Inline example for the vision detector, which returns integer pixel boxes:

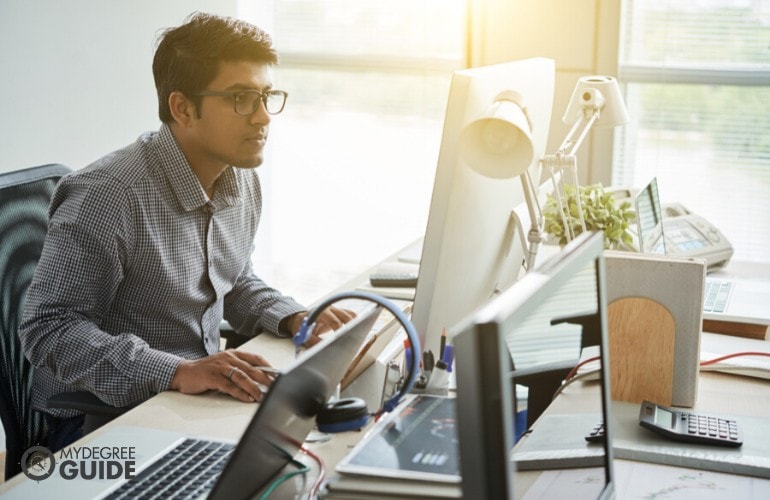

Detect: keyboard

[703,279,732,313]
[106,438,234,499]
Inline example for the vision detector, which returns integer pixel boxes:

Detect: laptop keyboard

[106,438,234,500]
[703,279,732,313]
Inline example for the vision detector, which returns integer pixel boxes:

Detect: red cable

[700,351,770,366]
[299,445,326,499]
[565,355,600,381]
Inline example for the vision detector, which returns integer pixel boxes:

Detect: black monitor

[454,232,614,499]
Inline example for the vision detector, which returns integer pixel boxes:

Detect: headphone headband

[296,290,421,416]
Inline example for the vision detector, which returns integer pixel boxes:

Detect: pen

[441,344,454,373]
[423,350,435,374]
[426,360,449,391]
[404,339,413,375]
[440,328,447,359]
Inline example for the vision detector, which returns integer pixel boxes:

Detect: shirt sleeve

[222,252,307,339]
[19,175,182,408]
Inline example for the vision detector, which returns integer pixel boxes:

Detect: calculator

[638,400,743,447]
[584,421,605,443]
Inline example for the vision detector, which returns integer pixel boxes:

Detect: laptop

[8,304,382,500]
[635,178,770,326]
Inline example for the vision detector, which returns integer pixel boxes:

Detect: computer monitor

[410,58,555,357]
[635,177,666,254]
[454,232,614,499]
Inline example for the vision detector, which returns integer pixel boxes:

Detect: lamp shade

[562,76,629,128]
[459,90,534,179]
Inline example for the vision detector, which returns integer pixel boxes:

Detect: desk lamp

[459,75,629,270]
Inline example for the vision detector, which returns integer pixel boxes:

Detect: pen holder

[411,361,450,397]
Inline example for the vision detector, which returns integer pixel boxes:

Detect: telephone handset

[661,203,734,270]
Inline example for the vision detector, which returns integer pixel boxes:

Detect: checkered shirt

[19,124,306,416]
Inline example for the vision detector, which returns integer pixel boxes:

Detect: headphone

[295,290,421,433]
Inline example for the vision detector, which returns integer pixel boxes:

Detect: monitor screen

[454,232,614,500]
[411,58,555,357]
[635,177,666,254]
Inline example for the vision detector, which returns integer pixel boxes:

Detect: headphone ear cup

[316,397,369,433]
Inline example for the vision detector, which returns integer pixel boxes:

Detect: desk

[2,245,769,498]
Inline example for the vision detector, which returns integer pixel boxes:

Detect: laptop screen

[209,304,382,499]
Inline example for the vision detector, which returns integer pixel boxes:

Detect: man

[20,12,353,451]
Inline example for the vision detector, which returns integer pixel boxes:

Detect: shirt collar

[154,124,241,212]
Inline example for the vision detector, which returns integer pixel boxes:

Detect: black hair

[152,12,279,123]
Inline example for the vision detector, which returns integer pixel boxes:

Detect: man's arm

[20,177,183,408]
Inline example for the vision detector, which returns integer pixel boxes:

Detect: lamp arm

[519,170,543,272]
[557,108,600,157]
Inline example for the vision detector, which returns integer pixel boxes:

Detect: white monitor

[411,58,555,355]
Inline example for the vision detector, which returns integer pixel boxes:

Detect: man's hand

[170,350,277,403]
[286,306,357,348]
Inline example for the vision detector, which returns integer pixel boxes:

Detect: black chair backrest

[0,163,71,479]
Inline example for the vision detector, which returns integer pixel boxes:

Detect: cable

[564,355,600,382]
[699,351,770,366]
[299,445,326,500]
[551,368,601,401]
[258,457,310,500]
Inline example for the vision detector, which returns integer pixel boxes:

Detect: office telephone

[660,203,734,270]
[613,181,734,270]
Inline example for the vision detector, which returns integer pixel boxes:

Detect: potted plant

[542,183,636,250]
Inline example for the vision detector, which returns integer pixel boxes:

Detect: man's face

[187,61,274,170]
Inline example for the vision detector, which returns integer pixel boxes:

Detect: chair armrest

[220,321,251,350]
[47,391,132,416]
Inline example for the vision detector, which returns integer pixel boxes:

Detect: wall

[469,0,622,185]
[0,0,239,173]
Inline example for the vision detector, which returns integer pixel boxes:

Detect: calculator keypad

[585,422,605,443]
[685,414,740,442]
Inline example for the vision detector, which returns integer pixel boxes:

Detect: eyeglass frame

[196,89,289,116]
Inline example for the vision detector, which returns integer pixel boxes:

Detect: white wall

[0,0,239,173]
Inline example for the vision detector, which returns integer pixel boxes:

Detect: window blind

[613,0,770,263]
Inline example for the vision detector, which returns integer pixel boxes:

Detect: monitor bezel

[453,232,614,500]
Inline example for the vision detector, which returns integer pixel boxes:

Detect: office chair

[0,164,128,480]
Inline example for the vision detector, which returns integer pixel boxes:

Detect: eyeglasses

[196,89,288,115]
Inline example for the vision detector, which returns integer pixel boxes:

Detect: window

[242,1,466,303]
[613,0,770,264]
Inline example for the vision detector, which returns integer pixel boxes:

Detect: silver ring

[227,366,237,381]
